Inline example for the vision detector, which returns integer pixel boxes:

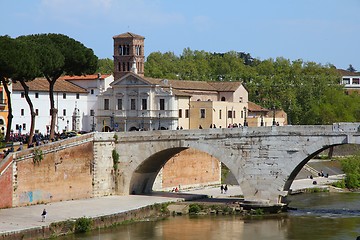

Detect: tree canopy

[97,58,113,74]
[144,49,360,125]
[17,33,98,139]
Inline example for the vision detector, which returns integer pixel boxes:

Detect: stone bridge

[95,123,360,205]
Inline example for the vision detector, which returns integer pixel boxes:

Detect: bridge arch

[109,123,360,205]
[129,147,187,194]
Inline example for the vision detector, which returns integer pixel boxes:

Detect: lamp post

[272,105,276,126]
[158,113,161,130]
[288,100,291,125]
[243,107,247,127]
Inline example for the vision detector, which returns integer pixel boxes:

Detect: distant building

[338,69,360,94]
[247,101,287,126]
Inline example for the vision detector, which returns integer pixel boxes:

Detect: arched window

[221,97,226,101]
[197,99,201,101]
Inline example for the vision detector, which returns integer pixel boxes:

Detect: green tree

[0,36,16,141]
[6,37,41,145]
[144,48,360,125]
[97,58,113,74]
[18,34,98,139]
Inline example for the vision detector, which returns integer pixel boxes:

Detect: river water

[59,192,360,240]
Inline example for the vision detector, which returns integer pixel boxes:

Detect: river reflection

[59,193,360,240]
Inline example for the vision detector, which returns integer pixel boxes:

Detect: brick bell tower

[113,32,145,80]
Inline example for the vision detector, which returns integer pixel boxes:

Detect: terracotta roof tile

[248,101,269,112]
[337,69,360,76]
[61,74,111,81]
[208,81,243,91]
[113,32,145,39]
[143,77,218,91]
[12,78,88,93]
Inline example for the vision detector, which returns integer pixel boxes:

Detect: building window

[118,45,123,55]
[22,123,26,130]
[63,109,66,116]
[117,99,122,110]
[353,78,360,84]
[104,99,110,110]
[16,124,19,130]
[21,109,24,116]
[35,109,39,116]
[221,97,226,101]
[233,111,236,118]
[21,92,24,98]
[142,99,147,110]
[185,109,189,118]
[179,109,182,118]
[159,99,165,110]
[91,89,94,94]
[90,109,95,116]
[76,93,80,99]
[200,109,206,118]
[35,92,39,98]
[219,110,222,119]
[343,78,350,84]
[228,111,233,118]
[131,99,136,110]
[239,97,243,103]
[241,111,244,118]
[63,93,66,99]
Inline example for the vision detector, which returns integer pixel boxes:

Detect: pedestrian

[41,209,47,222]
[220,185,224,194]
[224,184,228,194]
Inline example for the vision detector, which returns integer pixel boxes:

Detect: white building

[96,32,250,132]
[11,74,113,135]
[62,74,113,131]
[339,69,360,94]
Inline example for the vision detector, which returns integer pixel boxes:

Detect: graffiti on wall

[19,190,52,204]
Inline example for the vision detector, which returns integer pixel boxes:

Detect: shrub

[112,149,119,170]
[188,204,201,214]
[75,217,92,233]
[332,179,346,188]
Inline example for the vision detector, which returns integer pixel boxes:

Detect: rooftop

[113,32,145,39]
[61,74,111,81]
[12,78,88,93]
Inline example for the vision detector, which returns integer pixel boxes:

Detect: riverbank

[0,180,341,240]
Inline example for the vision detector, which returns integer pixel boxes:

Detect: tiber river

[59,192,360,240]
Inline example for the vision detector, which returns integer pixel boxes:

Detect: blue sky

[1,0,359,70]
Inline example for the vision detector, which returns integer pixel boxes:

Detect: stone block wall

[12,142,94,207]
[0,156,13,208]
[154,148,221,191]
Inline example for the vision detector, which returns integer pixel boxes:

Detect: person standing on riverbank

[41,209,47,222]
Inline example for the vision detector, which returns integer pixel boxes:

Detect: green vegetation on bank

[333,154,360,189]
